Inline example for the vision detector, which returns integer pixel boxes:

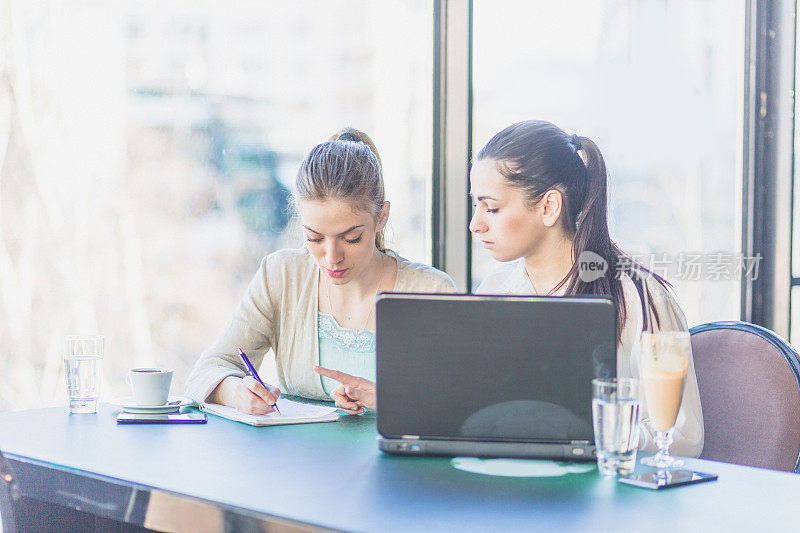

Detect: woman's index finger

[313,365,356,385]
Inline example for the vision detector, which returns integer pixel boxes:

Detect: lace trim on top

[317,313,376,353]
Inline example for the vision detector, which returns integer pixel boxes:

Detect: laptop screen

[376,294,616,443]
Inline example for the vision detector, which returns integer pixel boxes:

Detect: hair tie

[571,134,582,151]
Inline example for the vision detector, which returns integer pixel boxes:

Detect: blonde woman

[185,128,455,414]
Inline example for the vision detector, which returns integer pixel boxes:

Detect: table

[0,404,798,532]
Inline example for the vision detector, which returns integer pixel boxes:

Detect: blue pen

[237,348,281,415]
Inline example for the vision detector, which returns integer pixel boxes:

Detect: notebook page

[201,398,338,426]
[271,398,338,419]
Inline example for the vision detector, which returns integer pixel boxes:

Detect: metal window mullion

[432,0,471,292]
[741,0,756,323]
[743,0,795,337]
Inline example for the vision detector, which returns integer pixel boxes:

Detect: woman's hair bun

[337,131,361,143]
[328,127,383,172]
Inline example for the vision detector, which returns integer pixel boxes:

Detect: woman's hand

[313,366,376,414]
[209,375,280,415]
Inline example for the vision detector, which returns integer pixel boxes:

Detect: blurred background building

[0,0,432,409]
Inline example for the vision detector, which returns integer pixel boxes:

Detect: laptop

[376,293,616,460]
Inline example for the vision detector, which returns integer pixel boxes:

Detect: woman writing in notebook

[185,128,455,415]
[322,120,704,458]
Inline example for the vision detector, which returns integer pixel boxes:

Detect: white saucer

[117,396,194,414]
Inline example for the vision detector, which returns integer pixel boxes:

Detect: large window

[2,0,791,412]
[0,0,433,410]
[471,0,746,328]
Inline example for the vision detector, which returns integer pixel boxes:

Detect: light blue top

[317,312,376,395]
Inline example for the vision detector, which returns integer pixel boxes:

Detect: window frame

[433,0,795,336]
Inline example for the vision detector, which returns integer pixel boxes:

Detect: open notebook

[199,398,339,426]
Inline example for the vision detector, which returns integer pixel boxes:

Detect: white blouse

[476,259,704,458]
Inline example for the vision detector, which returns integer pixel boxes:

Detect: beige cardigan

[185,248,456,403]
[476,259,704,458]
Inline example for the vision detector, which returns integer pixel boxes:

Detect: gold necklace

[324,253,386,331]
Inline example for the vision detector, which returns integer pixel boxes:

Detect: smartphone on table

[619,469,717,490]
[116,413,207,424]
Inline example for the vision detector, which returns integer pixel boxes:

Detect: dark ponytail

[477,120,667,340]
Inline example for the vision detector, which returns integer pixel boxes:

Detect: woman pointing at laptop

[321,120,703,459]
[185,128,455,415]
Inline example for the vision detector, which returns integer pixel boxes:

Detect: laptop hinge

[400,435,420,440]
[570,440,590,445]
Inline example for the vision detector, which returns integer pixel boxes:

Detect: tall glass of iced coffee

[639,330,691,468]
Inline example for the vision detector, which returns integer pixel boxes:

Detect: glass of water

[63,335,104,414]
[592,378,640,476]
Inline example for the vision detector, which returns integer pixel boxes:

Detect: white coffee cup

[128,368,174,406]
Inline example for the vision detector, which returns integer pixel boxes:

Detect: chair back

[690,321,800,472]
